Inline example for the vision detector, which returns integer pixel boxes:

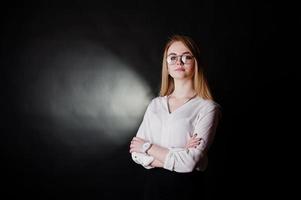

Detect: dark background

[1,1,295,199]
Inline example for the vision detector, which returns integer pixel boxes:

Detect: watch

[142,142,152,154]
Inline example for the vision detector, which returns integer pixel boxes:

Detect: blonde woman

[130,35,221,199]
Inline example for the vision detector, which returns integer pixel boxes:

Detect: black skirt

[143,168,205,200]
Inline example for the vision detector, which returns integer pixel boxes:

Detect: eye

[170,56,177,61]
[167,55,177,64]
[184,55,193,60]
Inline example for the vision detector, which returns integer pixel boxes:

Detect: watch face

[143,142,149,149]
[143,142,150,152]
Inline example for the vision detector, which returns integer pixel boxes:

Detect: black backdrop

[1,1,294,200]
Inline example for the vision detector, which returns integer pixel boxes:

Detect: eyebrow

[167,51,191,56]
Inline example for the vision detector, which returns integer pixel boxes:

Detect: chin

[169,72,193,80]
[172,75,189,80]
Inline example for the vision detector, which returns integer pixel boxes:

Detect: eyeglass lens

[167,54,193,64]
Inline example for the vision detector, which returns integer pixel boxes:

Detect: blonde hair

[159,35,213,100]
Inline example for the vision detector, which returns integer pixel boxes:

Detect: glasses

[166,54,194,65]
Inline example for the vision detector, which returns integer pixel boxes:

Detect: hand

[150,159,164,168]
[185,133,201,149]
[129,137,146,153]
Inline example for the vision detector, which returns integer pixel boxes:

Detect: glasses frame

[166,54,194,65]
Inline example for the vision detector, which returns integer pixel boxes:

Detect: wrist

[146,144,152,154]
[142,142,152,154]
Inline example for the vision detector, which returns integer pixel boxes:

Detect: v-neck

[165,94,197,115]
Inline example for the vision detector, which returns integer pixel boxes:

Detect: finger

[133,137,144,142]
[187,143,199,148]
[186,140,198,147]
[189,134,199,141]
[187,133,195,140]
[187,139,200,145]
[131,140,141,146]
[187,144,198,148]
[187,140,200,146]
[134,147,142,153]
[130,148,137,153]
[192,138,201,143]
[129,147,138,153]
[130,143,140,149]
[129,146,135,153]
[135,137,144,141]
[194,141,202,148]
[191,137,201,141]
[186,143,199,149]
[188,136,197,141]
[188,141,201,147]
[189,141,200,145]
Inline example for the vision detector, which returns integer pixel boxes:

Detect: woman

[129,35,221,200]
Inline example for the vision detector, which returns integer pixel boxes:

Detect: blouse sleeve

[131,100,155,169]
[163,103,221,173]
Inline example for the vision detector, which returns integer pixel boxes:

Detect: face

[166,41,195,80]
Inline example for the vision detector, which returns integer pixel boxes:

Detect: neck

[172,79,195,98]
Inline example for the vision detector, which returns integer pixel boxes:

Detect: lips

[175,68,185,71]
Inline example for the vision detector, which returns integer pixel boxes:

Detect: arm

[131,134,202,168]
[131,152,154,169]
[146,133,202,163]
[130,100,155,169]
[163,105,221,172]
[130,100,220,171]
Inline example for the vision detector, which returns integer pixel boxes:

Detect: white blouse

[131,95,220,173]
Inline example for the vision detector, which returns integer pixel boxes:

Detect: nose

[176,56,184,65]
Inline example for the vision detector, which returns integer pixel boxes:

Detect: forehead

[167,41,191,54]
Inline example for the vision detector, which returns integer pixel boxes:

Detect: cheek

[186,66,195,75]
[167,66,174,75]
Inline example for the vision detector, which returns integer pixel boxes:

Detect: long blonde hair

[159,35,213,100]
